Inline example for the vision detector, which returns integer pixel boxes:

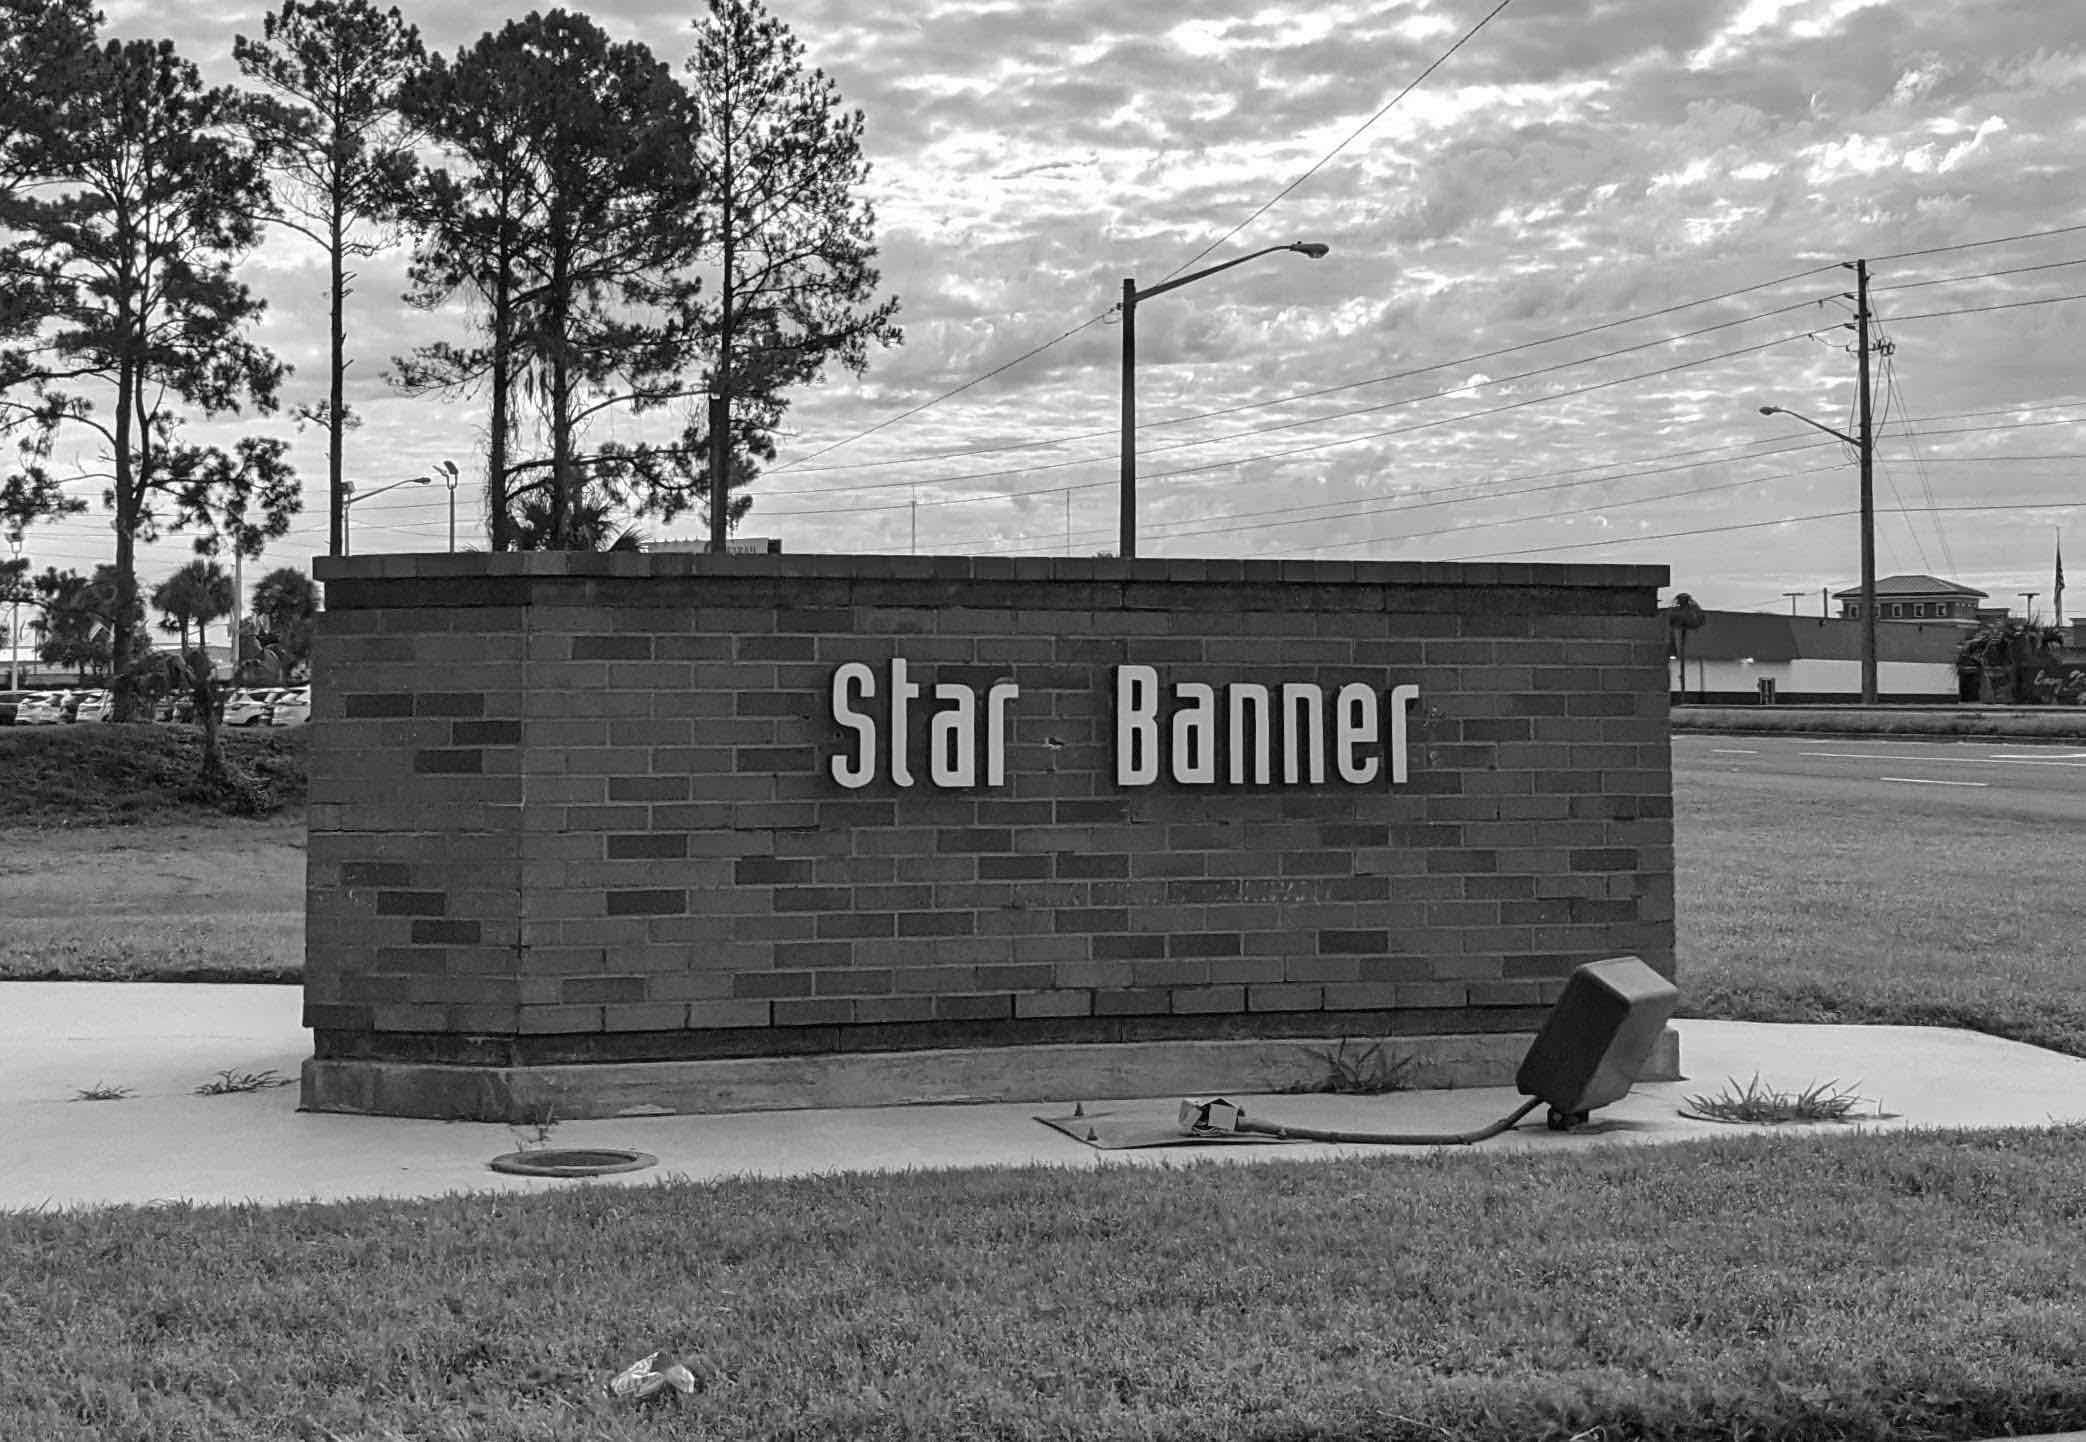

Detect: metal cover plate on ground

[488,1148,659,1177]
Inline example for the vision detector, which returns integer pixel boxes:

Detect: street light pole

[439,461,460,553]
[1761,401,1876,702]
[6,530,20,689]
[342,474,435,557]
[1118,241,1330,559]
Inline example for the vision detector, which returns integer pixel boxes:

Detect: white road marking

[1800,750,1939,761]
[1792,748,2086,769]
[1709,748,1758,755]
[1879,776,1988,787]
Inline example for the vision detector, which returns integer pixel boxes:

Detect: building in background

[646,537,783,555]
[1670,611,1963,704]
[1832,574,1987,624]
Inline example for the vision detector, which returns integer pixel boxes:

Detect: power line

[1887,290,2086,322]
[773,261,1846,483]
[768,300,1839,510]
[1872,255,2086,292]
[1870,222,2086,262]
[1163,0,1517,280]
[765,308,1116,474]
[930,435,1843,553]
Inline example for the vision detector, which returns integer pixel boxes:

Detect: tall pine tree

[236,0,426,558]
[675,0,900,540]
[5,36,296,719]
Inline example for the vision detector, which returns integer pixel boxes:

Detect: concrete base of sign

[301,1027,1683,1123]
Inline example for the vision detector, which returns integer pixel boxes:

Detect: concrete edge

[301,1027,1683,1122]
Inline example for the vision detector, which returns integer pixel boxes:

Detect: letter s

[831,662,876,788]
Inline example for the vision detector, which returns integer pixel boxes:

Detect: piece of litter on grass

[607,1351,698,1402]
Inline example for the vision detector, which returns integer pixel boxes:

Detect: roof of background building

[1679,611,1966,663]
[1829,573,1989,600]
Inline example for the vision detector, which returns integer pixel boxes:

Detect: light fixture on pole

[438,461,460,552]
[6,529,21,689]
[1119,241,1330,559]
[341,473,435,557]
[1759,403,1875,703]
[2019,592,2038,619]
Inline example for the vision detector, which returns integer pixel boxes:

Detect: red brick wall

[305,553,1673,1067]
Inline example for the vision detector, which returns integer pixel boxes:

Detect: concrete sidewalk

[7,982,2086,1211]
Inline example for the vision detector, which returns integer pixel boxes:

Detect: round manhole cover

[488,1148,658,1178]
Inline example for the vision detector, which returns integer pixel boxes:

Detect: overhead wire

[759,296,1839,508]
[772,262,1847,486]
[937,433,1843,555]
[1870,221,2086,263]
[1162,0,1516,280]
[769,2,1523,473]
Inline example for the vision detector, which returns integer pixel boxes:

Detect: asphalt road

[1675,731,2086,822]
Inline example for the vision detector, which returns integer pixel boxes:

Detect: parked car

[221,688,281,727]
[59,690,89,722]
[74,689,113,723]
[267,687,311,727]
[14,692,67,725]
[0,690,31,725]
[154,693,198,724]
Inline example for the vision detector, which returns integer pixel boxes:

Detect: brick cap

[313,550,1669,590]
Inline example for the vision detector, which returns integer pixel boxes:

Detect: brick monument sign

[302,553,1675,1120]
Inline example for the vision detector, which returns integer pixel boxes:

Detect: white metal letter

[985,681,1018,787]
[1281,683,1325,784]
[830,662,876,789]
[1335,682,1380,784]
[889,657,919,788]
[1387,683,1419,784]
[1227,683,1271,784]
[1171,683,1217,785]
[1115,665,1160,786]
[928,684,977,787]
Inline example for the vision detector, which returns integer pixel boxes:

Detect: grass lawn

[0,727,306,982]
[0,723,306,826]
[6,1130,2086,1441]
[1673,761,2086,1058]
[5,730,2086,1437]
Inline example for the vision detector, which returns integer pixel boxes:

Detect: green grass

[1680,1073,1884,1125]
[7,732,2086,1436]
[5,1131,2085,1441]
[0,817,304,983]
[1674,706,2086,739]
[0,723,307,826]
[1673,763,2086,1058]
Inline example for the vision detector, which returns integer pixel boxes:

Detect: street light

[1120,241,1330,558]
[6,529,21,689]
[341,474,434,557]
[1759,402,1875,703]
[436,460,461,552]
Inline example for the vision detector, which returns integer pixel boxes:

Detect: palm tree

[1955,615,2064,704]
[151,560,235,658]
[507,483,646,552]
[247,566,319,683]
[1665,592,1707,704]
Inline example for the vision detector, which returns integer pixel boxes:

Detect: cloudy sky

[26,0,2086,618]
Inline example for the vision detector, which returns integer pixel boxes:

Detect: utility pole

[1759,258,1881,701]
[230,546,244,688]
[1783,591,1803,616]
[1853,258,1877,706]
